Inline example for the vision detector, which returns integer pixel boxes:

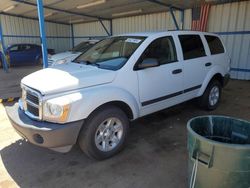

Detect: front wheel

[78,105,129,160]
[199,80,222,110]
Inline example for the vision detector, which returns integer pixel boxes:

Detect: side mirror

[137,58,159,70]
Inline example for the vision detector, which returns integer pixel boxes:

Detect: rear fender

[197,65,225,97]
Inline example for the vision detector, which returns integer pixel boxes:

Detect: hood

[21,63,116,95]
[49,51,81,62]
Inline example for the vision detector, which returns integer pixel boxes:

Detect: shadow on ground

[1,104,193,188]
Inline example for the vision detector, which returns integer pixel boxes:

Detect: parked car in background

[0,43,55,67]
[7,31,230,160]
[48,40,99,66]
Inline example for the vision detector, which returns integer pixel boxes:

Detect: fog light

[33,134,44,144]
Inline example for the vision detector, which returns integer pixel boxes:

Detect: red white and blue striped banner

[192,4,211,31]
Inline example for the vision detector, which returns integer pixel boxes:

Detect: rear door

[204,35,228,71]
[136,35,184,116]
[20,45,38,65]
[178,34,210,100]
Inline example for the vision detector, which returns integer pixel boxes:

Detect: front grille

[26,92,39,105]
[22,87,41,120]
[27,103,39,117]
[48,59,54,65]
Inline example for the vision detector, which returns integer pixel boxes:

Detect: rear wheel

[199,80,222,110]
[78,105,129,160]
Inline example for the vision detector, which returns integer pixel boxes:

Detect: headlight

[55,59,67,65]
[43,98,70,123]
[47,103,63,116]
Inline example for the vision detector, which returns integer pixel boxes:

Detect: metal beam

[0,19,8,72]
[36,0,48,68]
[110,20,113,36]
[71,24,74,48]
[147,0,183,11]
[99,19,111,36]
[13,0,110,21]
[1,12,70,25]
[169,7,179,30]
[181,10,184,30]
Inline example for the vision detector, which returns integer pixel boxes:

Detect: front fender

[197,65,226,97]
[64,86,140,122]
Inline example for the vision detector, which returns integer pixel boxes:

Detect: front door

[136,36,184,116]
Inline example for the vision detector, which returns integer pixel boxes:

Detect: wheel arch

[90,101,134,120]
[198,67,225,97]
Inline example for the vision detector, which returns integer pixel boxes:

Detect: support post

[110,20,113,36]
[71,24,74,48]
[36,0,48,68]
[0,18,8,72]
[170,7,179,30]
[99,19,111,36]
[181,10,185,30]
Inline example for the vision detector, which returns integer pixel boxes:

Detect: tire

[38,57,43,65]
[78,105,129,160]
[199,80,222,111]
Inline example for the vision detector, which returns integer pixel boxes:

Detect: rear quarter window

[179,35,206,60]
[205,35,225,55]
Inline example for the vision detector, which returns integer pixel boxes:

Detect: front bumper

[6,103,84,151]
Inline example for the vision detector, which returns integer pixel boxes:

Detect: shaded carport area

[0,0,250,187]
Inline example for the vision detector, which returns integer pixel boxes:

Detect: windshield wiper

[76,60,100,67]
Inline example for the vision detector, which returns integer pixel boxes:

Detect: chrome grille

[22,87,42,120]
[26,92,39,105]
[48,59,54,66]
[27,103,39,116]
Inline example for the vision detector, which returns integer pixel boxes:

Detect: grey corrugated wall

[0,15,71,53]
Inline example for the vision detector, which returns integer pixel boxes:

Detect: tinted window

[139,36,177,65]
[22,45,32,51]
[179,35,206,60]
[71,42,95,52]
[9,45,19,52]
[205,35,224,55]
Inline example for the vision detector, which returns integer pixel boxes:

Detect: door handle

[172,69,182,74]
[205,62,212,67]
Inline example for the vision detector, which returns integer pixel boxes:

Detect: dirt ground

[0,80,249,188]
[0,66,41,99]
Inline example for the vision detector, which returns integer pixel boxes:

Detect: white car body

[8,30,230,153]
[25,30,230,121]
[48,40,99,66]
[48,51,81,66]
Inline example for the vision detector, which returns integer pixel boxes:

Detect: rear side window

[205,35,225,55]
[179,35,206,60]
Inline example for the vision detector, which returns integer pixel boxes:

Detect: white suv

[7,31,230,160]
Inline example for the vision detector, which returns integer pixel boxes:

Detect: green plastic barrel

[187,116,250,188]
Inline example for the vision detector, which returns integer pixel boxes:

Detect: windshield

[74,36,146,70]
[71,42,96,53]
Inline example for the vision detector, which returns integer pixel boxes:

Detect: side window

[140,36,177,65]
[205,35,225,55]
[22,45,32,51]
[9,45,19,52]
[179,35,206,60]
